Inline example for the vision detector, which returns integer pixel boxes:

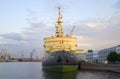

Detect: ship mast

[55,6,64,37]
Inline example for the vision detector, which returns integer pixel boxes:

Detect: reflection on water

[76,70,120,79]
[43,70,120,79]
[43,71,77,79]
[0,62,120,79]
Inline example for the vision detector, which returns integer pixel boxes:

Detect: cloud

[76,35,91,49]
[0,20,54,57]
[68,13,120,50]
[24,22,47,33]
[87,21,106,30]
[107,15,120,25]
[0,10,120,56]
[1,33,27,41]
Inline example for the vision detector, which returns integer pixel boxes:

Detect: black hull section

[42,51,78,66]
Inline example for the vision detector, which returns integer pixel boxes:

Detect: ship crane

[69,25,75,36]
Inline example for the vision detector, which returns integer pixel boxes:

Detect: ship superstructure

[42,6,78,72]
[44,6,77,53]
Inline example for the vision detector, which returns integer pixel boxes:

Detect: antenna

[55,6,64,37]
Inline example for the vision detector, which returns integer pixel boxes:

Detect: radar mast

[55,6,64,37]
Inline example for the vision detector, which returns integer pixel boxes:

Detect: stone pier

[79,61,120,73]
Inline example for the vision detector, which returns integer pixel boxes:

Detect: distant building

[75,49,86,55]
[75,49,86,61]
[0,58,4,62]
[78,54,86,60]
[116,45,120,54]
[98,45,120,63]
[21,58,35,62]
[93,51,99,63]
[86,50,93,62]
[85,50,99,63]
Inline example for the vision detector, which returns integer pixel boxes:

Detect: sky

[0,0,120,57]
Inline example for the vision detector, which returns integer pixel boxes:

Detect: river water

[0,62,120,79]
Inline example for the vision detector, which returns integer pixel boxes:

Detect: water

[0,62,120,79]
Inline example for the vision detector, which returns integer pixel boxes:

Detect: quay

[79,61,120,73]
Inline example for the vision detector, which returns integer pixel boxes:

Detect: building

[75,49,86,61]
[116,45,120,54]
[93,51,99,63]
[98,45,120,63]
[0,58,4,62]
[86,50,93,62]
[75,49,86,55]
[21,58,35,62]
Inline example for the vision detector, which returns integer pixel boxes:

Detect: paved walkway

[80,62,120,73]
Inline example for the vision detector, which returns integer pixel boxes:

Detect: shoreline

[80,61,120,73]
